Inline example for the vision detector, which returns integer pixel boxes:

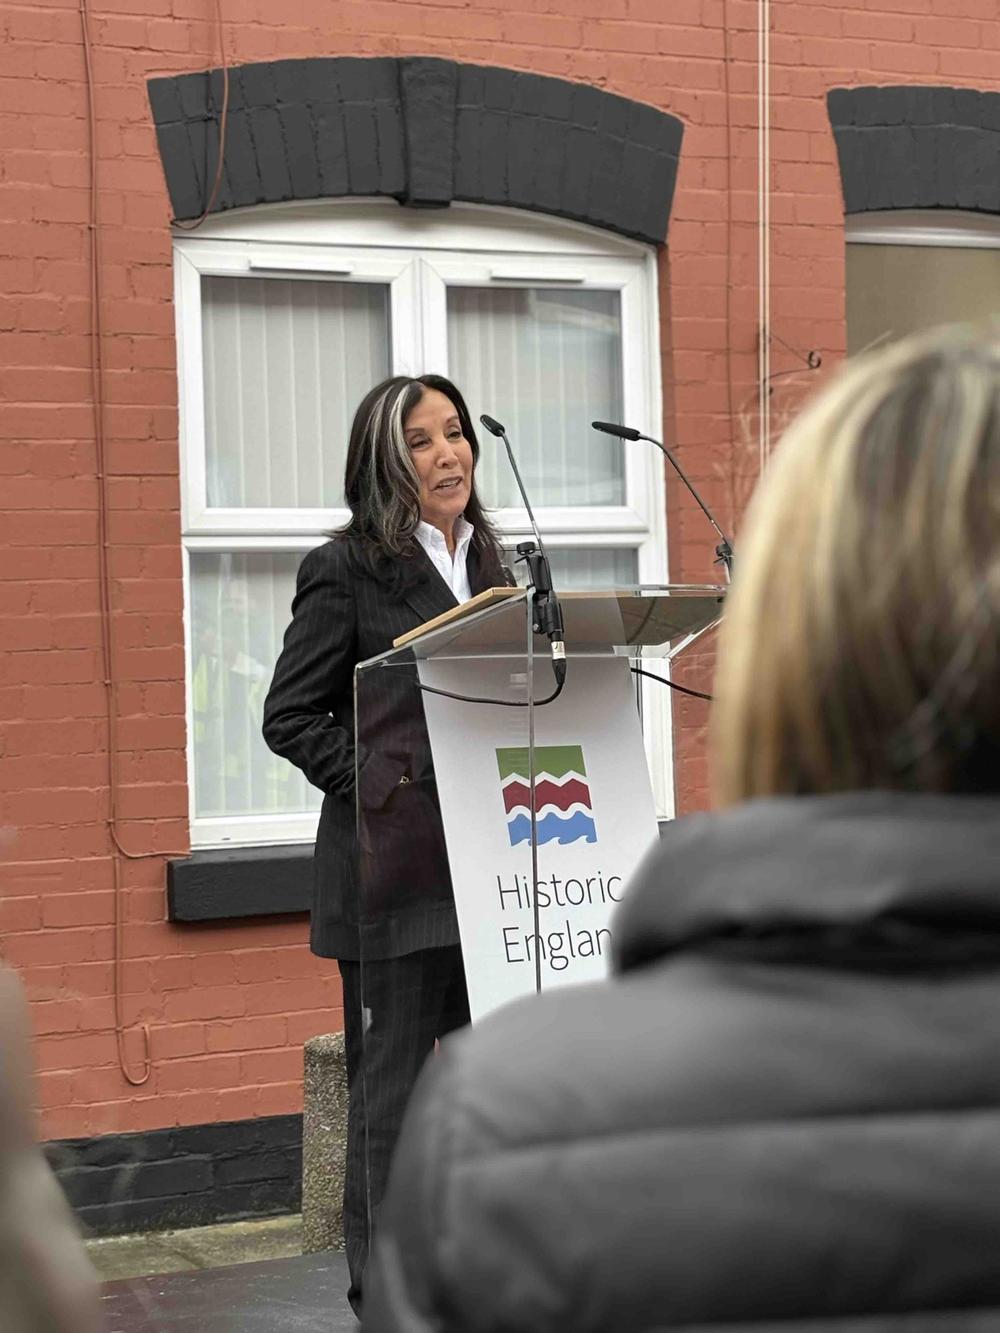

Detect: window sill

[167,822,674,924]
[167,843,313,922]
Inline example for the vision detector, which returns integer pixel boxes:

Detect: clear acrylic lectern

[350,583,723,1267]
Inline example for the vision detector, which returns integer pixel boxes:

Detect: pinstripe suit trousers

[340,946,470,1314]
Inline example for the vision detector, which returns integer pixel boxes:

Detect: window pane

[508,547,638,589]
[448,288,625,508]
[847,243,1000,355]
[202,276,390,508]
[189,551,322,821]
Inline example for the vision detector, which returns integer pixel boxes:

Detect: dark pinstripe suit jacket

[263,535,503,960]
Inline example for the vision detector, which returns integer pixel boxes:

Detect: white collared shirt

[416,517,474,604]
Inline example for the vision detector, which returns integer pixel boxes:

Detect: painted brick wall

[2,0,998,1143]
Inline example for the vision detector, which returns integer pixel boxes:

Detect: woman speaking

[262,374,508,1314]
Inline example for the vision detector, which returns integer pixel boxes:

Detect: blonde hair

[712,324,1000,806]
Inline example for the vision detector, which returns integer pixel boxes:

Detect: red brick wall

[1,0,997,1141]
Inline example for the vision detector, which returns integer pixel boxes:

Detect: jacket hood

[615,791,1000,975]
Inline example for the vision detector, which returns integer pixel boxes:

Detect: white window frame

[174,198,670,848]
[846,206,1000,349]
[846,208,1000,250]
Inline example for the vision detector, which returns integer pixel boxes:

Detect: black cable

[631,666,712,701]
[418,665,707,706]
[415,675,565,708]
[416,662,707,704]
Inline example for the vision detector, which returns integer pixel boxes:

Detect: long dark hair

[337,373,505,585]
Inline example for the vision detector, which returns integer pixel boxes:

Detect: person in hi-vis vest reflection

[262,374,510,1315]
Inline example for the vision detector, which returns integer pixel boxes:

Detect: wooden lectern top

[392,587,521,647]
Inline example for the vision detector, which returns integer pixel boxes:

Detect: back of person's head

[712,324,1000,806]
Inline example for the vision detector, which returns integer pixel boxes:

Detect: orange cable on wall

[79,0,230,1085]
[172,0,231,232]
[80,0,152,1087]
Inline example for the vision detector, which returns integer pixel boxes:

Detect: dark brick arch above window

[828,85,1000,216]
[147,57,684,245]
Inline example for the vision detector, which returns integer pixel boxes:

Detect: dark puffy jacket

[364,792,1000,1332]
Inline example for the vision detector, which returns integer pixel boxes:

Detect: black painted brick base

[44,1114,302,1237]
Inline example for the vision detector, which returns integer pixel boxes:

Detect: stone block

[400,57,457,206]
[302,1032,348,1253]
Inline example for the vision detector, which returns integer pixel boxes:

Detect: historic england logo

[496,745,597,847]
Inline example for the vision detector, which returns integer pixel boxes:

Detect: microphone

[591,420,641,442]
[479,414,566,685]
[592,420,733,581]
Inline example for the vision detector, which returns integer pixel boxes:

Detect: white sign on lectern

[419,654,660,1024]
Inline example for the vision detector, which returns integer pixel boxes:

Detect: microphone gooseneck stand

[592,420,733,583]
[481,414,569,994]
[413,416,567,711]
[414,414,567,994]
[592,420,727,703]
[479,414,566,689]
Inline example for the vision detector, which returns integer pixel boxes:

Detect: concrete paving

[86,1214,306,1282]
[101,1251,355,1332]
